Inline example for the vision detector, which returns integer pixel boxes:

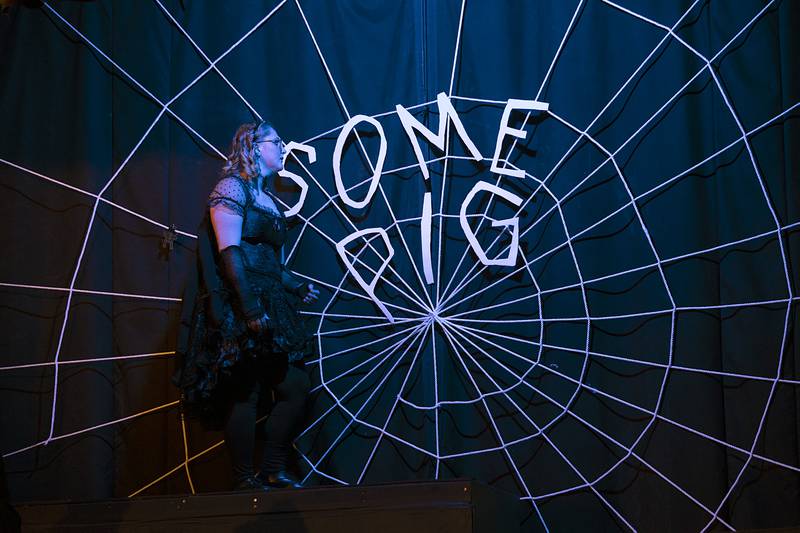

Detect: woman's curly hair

[221,121,274,182]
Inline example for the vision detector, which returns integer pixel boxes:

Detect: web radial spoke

[440,322,639,532]
[438,96,800,312]
[443,314,740,531]
[304,325,431,482]
[438,0,586,305]
[441,0,776,309]
[4,401,180,459]
[313,322,426,396]
[294,0,435,312]
[278,145,432,313]
[436,322,550,530]
[356,321,433,483]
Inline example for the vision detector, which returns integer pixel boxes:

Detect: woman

[174,120,319,491]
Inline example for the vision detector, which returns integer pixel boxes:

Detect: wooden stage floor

[15,478,523,532]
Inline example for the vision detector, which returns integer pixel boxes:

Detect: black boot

[233,475,271,492]
[259,470,303,489]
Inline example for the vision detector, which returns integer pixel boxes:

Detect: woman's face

[256,127,285,175]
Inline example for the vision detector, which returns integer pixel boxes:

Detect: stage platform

[15,478,522,532]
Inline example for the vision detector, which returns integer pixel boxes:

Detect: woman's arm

[210,206,269,331]
[210,207,243,251]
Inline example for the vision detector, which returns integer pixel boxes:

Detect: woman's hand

[246,312,270,333]
[300,283,320,304]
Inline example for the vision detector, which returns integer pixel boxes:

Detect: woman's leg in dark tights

[259,363,311,473]
[224,382,260,484]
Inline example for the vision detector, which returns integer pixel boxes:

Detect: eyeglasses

[257,138,283,146]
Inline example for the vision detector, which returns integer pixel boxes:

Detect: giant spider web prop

[1,1,799,531]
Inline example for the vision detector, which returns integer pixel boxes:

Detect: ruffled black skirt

[173,270,314,428]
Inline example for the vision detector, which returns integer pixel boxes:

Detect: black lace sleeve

[208,176,249,216]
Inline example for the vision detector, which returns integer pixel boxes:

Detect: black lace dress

[173,176,314,425]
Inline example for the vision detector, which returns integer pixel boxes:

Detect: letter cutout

[395,92,483,180]
[490,99,549,179]
[279,141,315,217]
[336,228,396,323]
[396,92,482,284]
[421,191,433,284]
[459,181,523,267]
[333,115,387,209]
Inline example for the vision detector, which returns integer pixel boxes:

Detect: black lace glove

[219,245,264,321]
[281,265,307,297]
